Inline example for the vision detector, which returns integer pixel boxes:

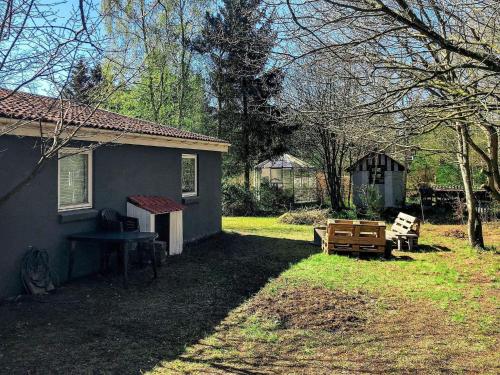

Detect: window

[369,166,385,184]
[182,154,197,197]
[58,148,92,211]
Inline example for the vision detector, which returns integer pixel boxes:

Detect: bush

[279,208,330,226]
[356,184,384,220]
[333,208,358,220]
[279,207,359,226]
[222,182,257,216]
[258,181,293,215]
[222,181,294,217]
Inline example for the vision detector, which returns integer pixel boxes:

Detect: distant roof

[0,88,228,145]
[255,153,314,169]
[128,195,184,214]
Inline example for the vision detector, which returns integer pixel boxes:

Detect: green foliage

[106,70,208,133]
[101,0,213,134]
[435,162,462,186]
[332,208,358,220]
[356,185,383,220]
[409,145,488,189]
[196,0,295,182]
[62,59,104,104]
[222,182,257,216]
[407,153,435,188]
[222,181,295,216]
[257,182,293,215]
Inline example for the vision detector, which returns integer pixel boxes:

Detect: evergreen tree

[63,59,103,104]
[196,0,294,190]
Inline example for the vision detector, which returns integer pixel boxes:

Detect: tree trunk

[242,79,251,192]
[177,0,188,129]
[456,124,485,249]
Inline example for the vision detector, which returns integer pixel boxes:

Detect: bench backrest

[326,222,386,246]
[329,219,385,226]
[391,212,420,235]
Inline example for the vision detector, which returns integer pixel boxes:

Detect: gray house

[0,89,229,298]
[347,152,406,208]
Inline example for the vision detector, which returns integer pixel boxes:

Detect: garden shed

[254,153,317,204]
[347,152,406,208]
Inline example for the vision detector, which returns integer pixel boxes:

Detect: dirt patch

[247,286,374,332]
[443,228,467,239]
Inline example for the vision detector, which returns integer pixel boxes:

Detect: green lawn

[0,217,498,374]
[152,217,499,374]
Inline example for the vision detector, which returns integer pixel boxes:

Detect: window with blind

[182,154,197,197]
[58,149,92,211]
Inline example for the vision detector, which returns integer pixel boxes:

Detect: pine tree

[63,59,103,104]
[196,0,294,191]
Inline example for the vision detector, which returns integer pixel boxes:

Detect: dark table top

[68,231,158,243]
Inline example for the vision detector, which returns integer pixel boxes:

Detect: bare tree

[102,0,209,128]
[0,0,141,207]
[284,59,373,210]
[273,0,499,247]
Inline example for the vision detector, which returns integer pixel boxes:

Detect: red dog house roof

[128,195,184,214]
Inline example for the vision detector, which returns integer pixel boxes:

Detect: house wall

[0,135,222,298]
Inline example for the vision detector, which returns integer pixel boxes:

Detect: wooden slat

[324,221,386,254]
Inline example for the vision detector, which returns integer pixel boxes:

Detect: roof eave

[0,117,230,153]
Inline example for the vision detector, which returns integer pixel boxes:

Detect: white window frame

[182,153,198,198]
[58,147,93,212]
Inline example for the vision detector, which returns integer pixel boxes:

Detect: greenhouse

[253,153,317,204]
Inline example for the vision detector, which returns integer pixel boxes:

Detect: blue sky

[1,0,102,96]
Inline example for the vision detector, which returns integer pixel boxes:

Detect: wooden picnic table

[67,231,158,288]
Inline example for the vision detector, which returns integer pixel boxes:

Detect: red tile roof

[128,195,184,214]
[0,88,228,144]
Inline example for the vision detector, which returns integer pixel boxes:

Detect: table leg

[408,238,414,251]
[99,243,108,275]
[68,240,76,281]
[150,240,157,279]
[397,237,403,251]
[123,243,129,288]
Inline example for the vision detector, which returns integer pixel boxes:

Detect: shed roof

[255,153,314,169]
[128,195,184,214]
[346,152,405,172]
[0,88,228,145]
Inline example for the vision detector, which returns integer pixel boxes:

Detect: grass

[154,218,500,374]
[223,216,311,240]
[0,217,498,374]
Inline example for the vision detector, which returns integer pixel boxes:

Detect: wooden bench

[322,219,386,255]
[386,212,420,251]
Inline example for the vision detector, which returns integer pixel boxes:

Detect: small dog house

[127,195,184,255]
[347,153,406,208]
[254,153,317,203]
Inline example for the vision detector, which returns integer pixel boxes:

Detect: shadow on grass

[412,244,451,253]
[324,251,416,262]
[0,232,317,374]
